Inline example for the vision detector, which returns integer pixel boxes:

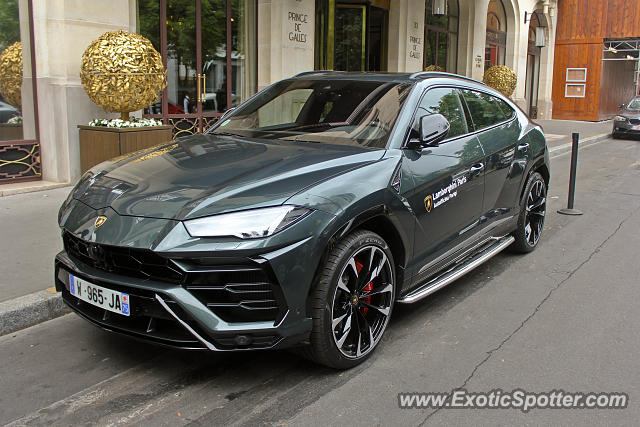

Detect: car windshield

[210,79,413,148]
[626,98,640,110]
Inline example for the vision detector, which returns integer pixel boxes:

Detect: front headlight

[183,205,311,239]
[614,115,627,121]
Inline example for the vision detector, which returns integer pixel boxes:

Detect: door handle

[469,163,485,175]
[517,142,530,152]
[197,73,202,105]
[201,73,206,103]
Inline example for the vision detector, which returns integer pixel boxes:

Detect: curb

[548,132,611,156]
[0,290,70,336]
[0,182,70,197]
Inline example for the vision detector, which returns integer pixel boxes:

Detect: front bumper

[613,120,640,135]
[55,221,333,351]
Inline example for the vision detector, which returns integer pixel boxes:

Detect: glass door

[315,0,388,72]
[139,0,256,137]
[334,5,366,71]
[0,0,41,183]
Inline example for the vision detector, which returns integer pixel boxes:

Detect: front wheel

[304,230,395,369]
[511,172,547,253]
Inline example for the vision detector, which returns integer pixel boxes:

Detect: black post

[558,132,583,215]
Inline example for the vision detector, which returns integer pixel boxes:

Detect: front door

[140,0,256,137]
[401,87,485,287]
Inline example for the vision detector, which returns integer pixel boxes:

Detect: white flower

[88,117,163,128]
[7,116,23,125]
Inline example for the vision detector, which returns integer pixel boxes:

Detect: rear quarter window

[460,90,514,131]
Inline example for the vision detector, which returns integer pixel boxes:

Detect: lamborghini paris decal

[425,176,467,212]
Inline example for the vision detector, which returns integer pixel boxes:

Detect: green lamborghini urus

[56,72,550,368]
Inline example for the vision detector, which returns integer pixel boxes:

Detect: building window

[138,0,257,137]
[0,0,41,182]
[424,0,458,72]
[485,0,506,70]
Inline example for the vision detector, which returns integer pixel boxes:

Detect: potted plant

[77,30,171,173]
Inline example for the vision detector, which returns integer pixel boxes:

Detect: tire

[511,171,547,253]
[303,230,395,369]
[612,131,621,139]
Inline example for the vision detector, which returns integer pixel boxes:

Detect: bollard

[557,132,583,215]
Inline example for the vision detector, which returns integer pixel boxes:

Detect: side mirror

[419,114,450,147]
[620,104,626,109]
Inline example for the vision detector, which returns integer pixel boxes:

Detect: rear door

[401,87,485,285]
[459,90,525,221]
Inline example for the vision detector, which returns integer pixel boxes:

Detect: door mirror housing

[417,113,450,147]
[620,104,627,109]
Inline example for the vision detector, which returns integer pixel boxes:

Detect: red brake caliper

[354,260,373,316]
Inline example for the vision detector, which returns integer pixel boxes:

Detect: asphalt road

[2,136,639,426]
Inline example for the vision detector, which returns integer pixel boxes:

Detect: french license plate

[632,125,640,130]
[69,274,130,316]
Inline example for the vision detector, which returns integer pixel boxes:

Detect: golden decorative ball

[483,65,517,97]
[0,42,23,109]
[80,30,166,117]
[424,65,445,72]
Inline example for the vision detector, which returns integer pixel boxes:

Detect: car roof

[291,70,485,86]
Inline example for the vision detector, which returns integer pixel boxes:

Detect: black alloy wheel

[512,172,546,253]
[304,230,395,369]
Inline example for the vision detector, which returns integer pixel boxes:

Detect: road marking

[545,133,566,142]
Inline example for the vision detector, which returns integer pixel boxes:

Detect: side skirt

[397,235,515,304]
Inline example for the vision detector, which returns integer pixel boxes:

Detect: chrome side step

[398,235,515,304]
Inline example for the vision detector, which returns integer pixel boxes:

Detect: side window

[414,87,468,139]
[497,98,515,119]
[460,90,513,131]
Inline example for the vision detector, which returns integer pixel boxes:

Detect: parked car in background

[613,96,640,138]
[56,72,550,368]
[0,100,20,123]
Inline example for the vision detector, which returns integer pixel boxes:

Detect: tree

[0,0,20,52]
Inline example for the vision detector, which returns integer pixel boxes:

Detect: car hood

[71,133,384,220]
[621,109,640,119]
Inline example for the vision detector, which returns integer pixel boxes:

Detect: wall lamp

[432,0,447,16]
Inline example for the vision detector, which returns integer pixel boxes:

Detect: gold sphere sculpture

[424,64,445,72]
[80,30,166,120]
[0,42,23,109]
[483,65,517,97]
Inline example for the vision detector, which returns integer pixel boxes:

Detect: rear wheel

[305,230,395,369]
[512,172,546,253]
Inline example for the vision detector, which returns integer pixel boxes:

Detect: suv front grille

[180,262,286,323]
[629,118,640,125]
[63,232,183,283]
[62,233,287,323]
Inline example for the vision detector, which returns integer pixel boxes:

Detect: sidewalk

[536,119,612,149]
[0,119,615,335]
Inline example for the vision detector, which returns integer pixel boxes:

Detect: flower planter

[77,124,173,173]
[0,123,24,141]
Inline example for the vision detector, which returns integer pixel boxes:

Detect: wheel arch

[304,207,408,317]
[519,156,550,205]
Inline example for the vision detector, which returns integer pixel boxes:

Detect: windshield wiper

[213,131,242,137]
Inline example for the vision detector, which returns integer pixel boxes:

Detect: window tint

[460,90,514,131]
[414,87,468,139]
